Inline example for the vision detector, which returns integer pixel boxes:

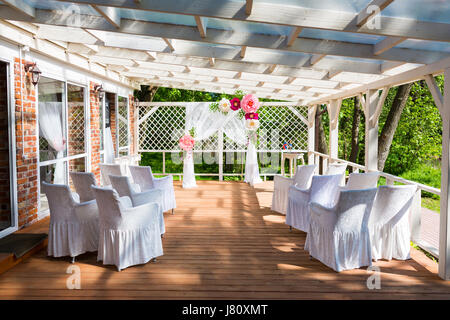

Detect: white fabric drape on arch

[39,102,66,184]
[182,102,261,188]
[104,127,115,164]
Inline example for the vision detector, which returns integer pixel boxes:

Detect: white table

[281,152,305,177]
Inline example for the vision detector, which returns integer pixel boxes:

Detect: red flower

[245,112,259,120]
[230,97,241,111]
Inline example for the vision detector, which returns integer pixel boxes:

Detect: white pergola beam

[52,0,450,43]
[6,10,448,65]
[424,74,444,114]
[194,16,207,38]
[356,0,395,27]
[374,36,406,55]
[0,0,35,18]
[91,5,121,29]
[287,27,302,47]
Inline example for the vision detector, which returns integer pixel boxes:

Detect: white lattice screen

[138,102,308,153]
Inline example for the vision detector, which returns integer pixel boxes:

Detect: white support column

[218,128,224,181]
[365,89,379,172]
[307,105,316,165]
[328,99,341,162]
[439,67,450,280]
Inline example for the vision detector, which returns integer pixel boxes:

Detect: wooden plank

[0,181,447,298]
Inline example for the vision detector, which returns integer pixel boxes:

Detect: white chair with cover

[99,163,140,192]
[271,164,316,215]
[109,175,165,236]
[343,172,379,190]
[325,163,348,175]
[92,185,163,271]
[306,187,378,272]
[368,185,417,261]
[70,172,97,202]
[42,181,99,262]
[129,165,176,214]
[286,174,343,232]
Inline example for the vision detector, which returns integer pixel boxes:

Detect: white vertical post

[218,128,223,181]
[365,90,379,172]
[439,67,450,280]
[410,188,422,244]
[307,105,316,165]
[162,151,166,174]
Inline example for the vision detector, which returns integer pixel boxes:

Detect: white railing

[309,150,440,258]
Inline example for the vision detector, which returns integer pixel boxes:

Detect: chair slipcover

[129,165,177,212]
[325,163,348,175]
[343,172,379,190]
[99,163,141,192]
[286,174,343,232]
[70,172,97,202]
[92,186,163,271]
[42,181,99,258]
[306,188,378,272]
[109,175,165,236]
[368,185,417,261]
[271,164,316,215]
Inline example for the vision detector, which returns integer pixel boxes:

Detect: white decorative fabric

[369,185,417,261]
[109,174,165,235]
[325,163,347,185]
[286,174,342,232]
[343,172,379,190]
[306,188,378,272]
[271,164,316,215]
[244,141,262,186]
[92,186,163,271]
[104,127,115,164]
[99,163,140,192]
[70,172,97,202]
[43,181,99,258]
[38,102,66,184]
[129,165,176,212]
[183,102,261,188]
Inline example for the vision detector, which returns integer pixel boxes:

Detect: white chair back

[309,174,343,208]
[345,172,379,190]
[70,172,97,202]
[325,163,347,175]
[369,185,417,227]
[100,163,122,186]
[293,164,316,189]
[91,185,124,227]
[109,175,134,198]
[42,182,76,223]
[129,165,154,190]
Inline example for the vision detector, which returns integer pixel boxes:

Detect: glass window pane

[68,84,85,156]
[38,77,67,162]
[118,96,128,148]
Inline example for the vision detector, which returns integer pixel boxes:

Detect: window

[117,96,129,156]
[38,78,87,213]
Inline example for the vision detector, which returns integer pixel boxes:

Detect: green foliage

[400,164,441,199]
[380,77,443,175]
[209,101,219,113]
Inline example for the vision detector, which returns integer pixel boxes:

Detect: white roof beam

[7,10,446,65]
[287,27,302,47]
[1,0,34,19]
[194,16,207,38]
[357,0,395,27]
[51,0,450,42]
[91,5,121,29]
[373,36,406,55]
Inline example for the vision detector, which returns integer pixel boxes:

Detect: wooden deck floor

[0,180,449,299]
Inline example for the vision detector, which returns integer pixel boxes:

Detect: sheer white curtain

[39,102,66,184]
[104,127,115,164]
[183,102,261,188]
[183,102,233,188]
[223,116,261,186]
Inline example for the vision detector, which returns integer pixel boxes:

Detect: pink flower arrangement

[230,97,241,111]
[179,134,195,151]
[241,94,260,113]
[245,112,259,120]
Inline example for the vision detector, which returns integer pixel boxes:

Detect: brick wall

[89,82,101,184]
[14,58,38,227]
[0,62,11,227]
[129,94,135,155]
[107,92,117,155]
